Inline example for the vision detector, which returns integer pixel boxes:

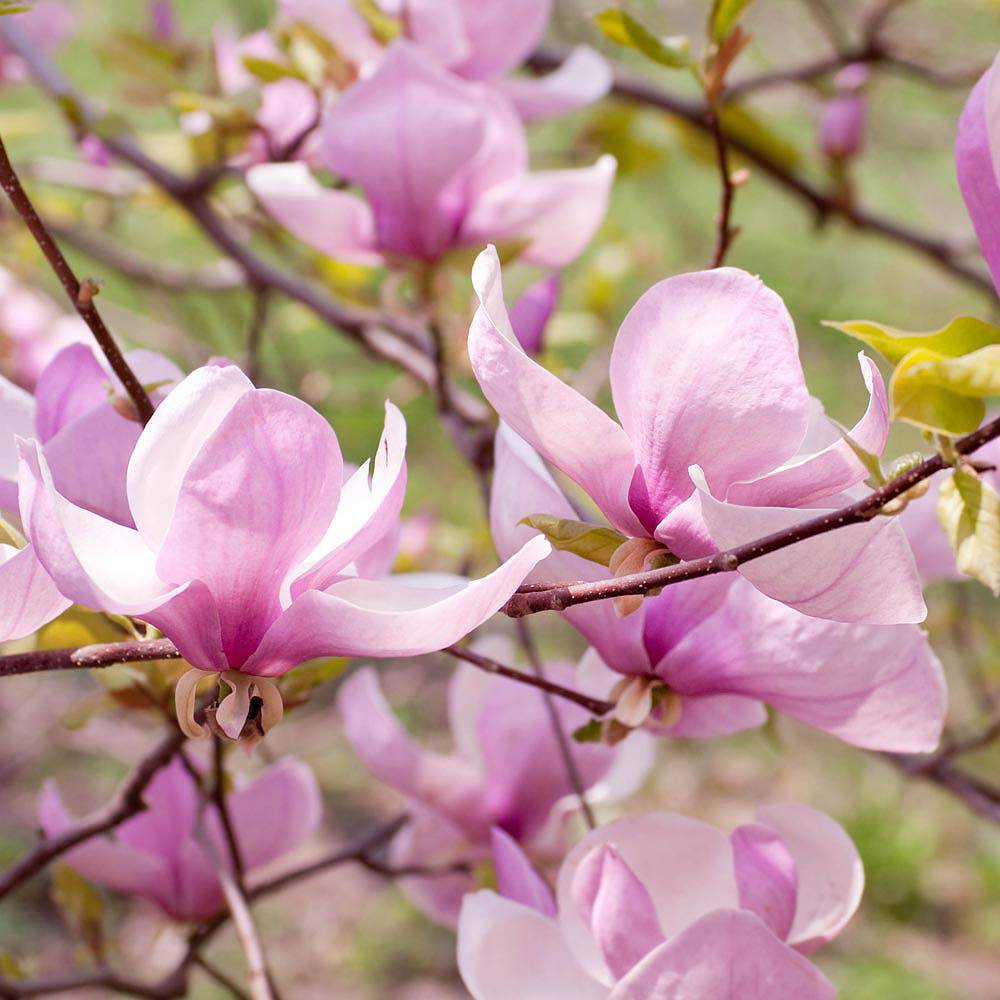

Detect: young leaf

[519,514,627,566]
[889,348,987,435]
[0,3,32,14]
[572,719,604,743]
[594,9,691,69]
[823,316,1000,366]
[937,465,1000,595]
[242,55,307,84]
[710,0,754,42]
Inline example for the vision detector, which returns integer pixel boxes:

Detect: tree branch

[0,638,181,677]
[503,412,1000,617]
[0,133,154,423]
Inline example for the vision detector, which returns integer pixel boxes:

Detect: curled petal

[216,672,254,741]
[731,823,798,941]
[257,677,284,735]
[499,46,613,122]
[175,668,214,740]
[0,543,71,643]
[491,827,557,917]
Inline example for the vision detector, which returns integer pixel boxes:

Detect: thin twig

[706,106,738,267]
[444,644,613,716]
[192,957,251,1000]
[0,133,154,422]
[0,638,181,677]
[516,619,597,830]
[212,737,245,880]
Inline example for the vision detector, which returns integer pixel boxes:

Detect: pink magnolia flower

[492,424,946,751]
[0,344,183,643]
[337,652,653,925]
[820,64,869,160]
[957,49,1000,293]
[16,364,549,738]
[281,0,612,121]
[469,245,925,625]
[247,42,615,266]
[39,756,321,921]
[0,268,90,390]
[459,805,861,999]
[0,3,73,84]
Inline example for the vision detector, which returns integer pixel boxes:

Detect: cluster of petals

[492,424,946,751]
[459,805,862,999]
[0,343,183,644]
[469,245,926,626]
[39,756,320,921]
[337,653,653,924]
[15,363,549,736]
[247,41,615,267]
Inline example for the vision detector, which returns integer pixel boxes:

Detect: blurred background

[0,1,999,997]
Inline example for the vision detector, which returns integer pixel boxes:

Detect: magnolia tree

[0,0,998,997]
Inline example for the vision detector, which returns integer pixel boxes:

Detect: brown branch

[887,753,1000,826]
[526,48,992,295]
[212,737,245,880]
[503,412,1000,617]
[0,134,154,423]
[0,727,185,900]
[706,107,738,267]
[444,644,614,717]
[192,957,251,1000]
[0,638,181,677]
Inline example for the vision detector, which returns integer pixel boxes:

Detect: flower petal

[731,822,798,941]
[609,269,810,532]
[491,827,557,917]
[755,803,863,953]
[457,890,606,1000]
[247,163,381,266]
[610,910,836,1000]
[242,535,549,674]
[509,273,559,355]
[0,542,70,642]
[439,0,551,80]
[472,252,642,535]
[462,156,616,268]
[0,373,35,497]
[499,46,613,122]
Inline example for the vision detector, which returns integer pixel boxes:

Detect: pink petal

[247,163,381,266]
[221,758,322,872]
[609,269,810,533]
[755,803,863,953]
[256,77,320,155]
[155,389,343,665]
[0,373,35,491]
[338,667,488,833]
[731,823,798,940]
[655,693,768,739]
[127,365,254,552]
[0,543,70,642]
[403,0,470,67]
[242,535,549,674]
[900,474,964,583]
[471,251,642,535]
[278,0,383,67]
[291,401,406,595]
[440,0,551,81]
[658,578,944,752]
[33,343,108,443]
[610,910,836,1000]
[457,891,606,1000]
[726,354,889,507]
[116,757,198,861]
[556,813,738,983]
[570,844,664,979]
[213,26,281,95]
[956,53,1000,293]
[491,827,556,917]
[499,46,613,121]
[691,470,927,624]
[462,156,616,268]
[509,273,560,354]
[321,41,488,260]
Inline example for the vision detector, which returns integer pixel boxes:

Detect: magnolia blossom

[459,805,861,998]
[40,757,321,921]
[337,653,653,925]
[956,48,1000,294]
[510,273,560,355]
[247,42,615,266]
[1,344,183,644]
[469,246,925,625]
[16,364,548,739]
[492,424,946,750]
[0,3,73,84]
[0,268,89,390]
[820,64,869,160]
[279,0,612,121]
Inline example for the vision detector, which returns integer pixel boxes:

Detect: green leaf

[241,55,306,83]
[937,465,1000,595]
[519,514,626,567]
[839,428,885,484]
[572,719,604,743]
[594,9,691,68]
[0,3,32,15]
[824,316,1000,366]
[889,348,988,435]
[709,0,753,42]
[352,0,401,43]
[0,951,26,980]
[51,864,104,961]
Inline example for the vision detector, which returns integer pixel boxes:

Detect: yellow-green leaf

[0,951,26,980]
[890,348,988,435]
[51,864,104,961]
[520,514,626,566]
[710,0,753,42]
[594,9,691,69]
[937,465,1000,595]
[0,3,32,14]
[0,513,25,548]
[241,55,306,83]
[824,316,1000,366]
